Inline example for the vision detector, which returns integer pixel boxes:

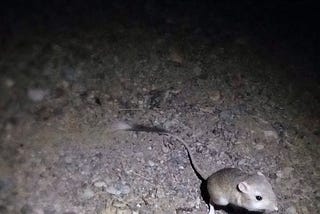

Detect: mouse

[113,122,278,213]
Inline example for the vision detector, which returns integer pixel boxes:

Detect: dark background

[1,1,319,76]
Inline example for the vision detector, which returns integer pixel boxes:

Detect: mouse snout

[270,199,278,212]
[267,202,278,212]
[273,205,279,211]
[266,204,278,212]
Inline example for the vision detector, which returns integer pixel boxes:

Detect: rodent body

[207,168,278,213]
[114,122,278,213]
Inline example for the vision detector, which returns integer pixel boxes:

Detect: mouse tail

[113,122,207,181]
[112,121,169,133]
[166,134,207,181]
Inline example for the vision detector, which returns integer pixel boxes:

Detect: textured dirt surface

[1,2,320,214]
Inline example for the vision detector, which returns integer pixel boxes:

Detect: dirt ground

[0,2,319,214]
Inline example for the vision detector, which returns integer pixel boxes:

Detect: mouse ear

[257,171,265,177]
[238,181,250,193]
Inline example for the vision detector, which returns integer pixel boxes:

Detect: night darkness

[0,1,319,214]
[1,1,319,81]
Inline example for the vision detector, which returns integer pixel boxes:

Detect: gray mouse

[114,122,278,213]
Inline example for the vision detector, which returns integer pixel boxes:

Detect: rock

[27,88,49,102]
[62,66,77,82]
[219,110,234,122]
[4,78,14,88]
[209,90,221,102]
[151,64,159,72]
[276,167,294,179]
[114,55,119,63]
[81,188,95,200]
[168,48,183,64]
[264,130,278,140]
[106,185,121,195]
[255,143,265,150]
[193,65,202,76]
[64,156,72,164]
[106,183,130,195]
[147,160,156,167]
[285,206,297,214]
[119,185,130,195]
[94,181,107,188]
[161,144,170,153]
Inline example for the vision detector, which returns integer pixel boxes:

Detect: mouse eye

[256,196,263,201]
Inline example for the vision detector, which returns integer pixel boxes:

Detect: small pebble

[120,185,131,195]
[264,130,278,140]
[94,181,107,188]
[276,167,294,179]
[81,188,94,200]
[62,66,77,82]
[4,78,14,88]
[255,143,265,150]
[28,88,48,102]
[106,184,130,195]
[209,90,221,102]
[151,64,159,71]
[106,186,121,195]
[285,206,297,214]
[114,56,119,63]
[168,48,183,64]
[300,206,309,213]
[147,160,155,167]
[193,65,202,75]
[161,145,170,153]
[65,156,72,164]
